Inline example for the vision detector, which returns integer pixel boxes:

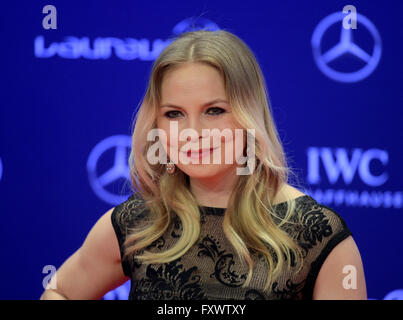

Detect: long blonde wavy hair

[124,29,304,291]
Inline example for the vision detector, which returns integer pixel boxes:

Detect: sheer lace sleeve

[298,203,353,298]
[110,192,147,277]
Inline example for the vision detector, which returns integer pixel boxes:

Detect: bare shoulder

[41,207,129,300]
[79,207,122,264]
[313,235,367,299]
[273,183,306,205]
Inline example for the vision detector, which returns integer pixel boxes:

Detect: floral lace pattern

[111,193,352,300]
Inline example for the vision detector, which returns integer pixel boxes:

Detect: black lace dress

[111,192,352,300]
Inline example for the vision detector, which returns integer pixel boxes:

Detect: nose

[185,118,210,143]
[186,130,209,143]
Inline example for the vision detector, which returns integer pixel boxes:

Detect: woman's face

[156,62,246,179]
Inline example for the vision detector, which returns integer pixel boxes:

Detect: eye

[206,107,226,116]
[163,107,226,119]
[164,110,183,119]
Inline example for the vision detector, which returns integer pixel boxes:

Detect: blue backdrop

[1,0,402,300]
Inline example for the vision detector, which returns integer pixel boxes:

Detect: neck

[189,166,239,208]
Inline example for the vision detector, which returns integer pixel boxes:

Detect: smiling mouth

[182,147,219,157]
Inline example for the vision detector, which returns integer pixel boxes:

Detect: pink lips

[182,147,219,158]
[192,148,213,153]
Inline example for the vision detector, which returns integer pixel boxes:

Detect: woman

[40,29,367,300]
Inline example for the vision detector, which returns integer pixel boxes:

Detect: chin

[179,164,226,178]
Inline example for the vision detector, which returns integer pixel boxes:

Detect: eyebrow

[160,98,229,110]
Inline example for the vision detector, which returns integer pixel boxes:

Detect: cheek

[211,127,245,164]
[156,121,180,155]
[232,129,246,162]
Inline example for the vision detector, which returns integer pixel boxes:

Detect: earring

[166,159,176,174]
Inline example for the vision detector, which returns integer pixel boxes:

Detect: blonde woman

[40,30,366,300]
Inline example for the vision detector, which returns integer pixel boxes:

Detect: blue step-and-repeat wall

[1,1,402,300]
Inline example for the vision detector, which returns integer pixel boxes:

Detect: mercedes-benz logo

[312,12,382,83]
[87,135,132,205]
[383,289,403,300]
[172,17,220,35]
